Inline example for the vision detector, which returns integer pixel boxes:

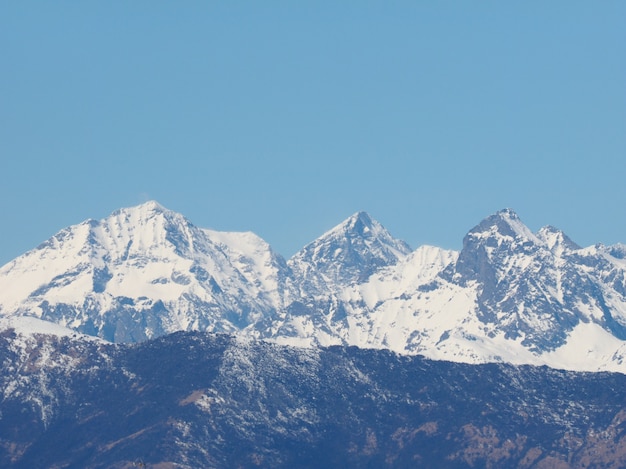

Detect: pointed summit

[469,208,537,242]
[100,201,199,260]
[323,211,386,243]
[137,199,166,211]
[0,201,286,342]
[289,212,411,292]
[342,211,374,234]
[448,209,540,287]
[110,200,175,222]
[536,225,580,254]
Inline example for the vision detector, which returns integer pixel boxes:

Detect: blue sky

[1,2,624,264]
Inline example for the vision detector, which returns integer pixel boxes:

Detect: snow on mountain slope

[203,228,293,310]
[0,315,105,342]
[440,209,626,349]
[350,245,459,309]
[2,202,626,373]
[0,315,111,426]
[269,212,414,346]
[288,211,412,297]
[0,201,284,341]
[273,245,460,347]
[273,209,626,373]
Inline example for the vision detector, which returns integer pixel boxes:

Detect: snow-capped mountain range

[1,201,626,373]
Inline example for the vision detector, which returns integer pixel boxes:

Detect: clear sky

[1,2,624,265]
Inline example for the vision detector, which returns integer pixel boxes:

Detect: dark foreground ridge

[2,329,626,468]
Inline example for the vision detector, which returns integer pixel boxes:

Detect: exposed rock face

[288,210,412,293]
[1,202,626,372]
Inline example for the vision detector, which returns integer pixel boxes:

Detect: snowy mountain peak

[142,199,165,210]
[452,209,539,281]
[536,225,580,254]
[468,208,537,243]
[319,211,386,242]
[0,201,288,342]
[2,203,626,374]
[342,211,375,234]
[288,212,411,292]
[326,211,410,252]
[112,200,185,222]
[94,200,202,261]
[125,199,165,212]
[109,200,170,221]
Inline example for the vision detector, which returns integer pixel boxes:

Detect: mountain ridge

[1,201,626,373]
[3,326,626,468]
